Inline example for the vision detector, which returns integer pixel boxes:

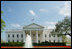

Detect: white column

[30,30,31,36]
[23,30,26,42]
[36,30,38,43]
[24,30,26,42]
[42,30,44,42]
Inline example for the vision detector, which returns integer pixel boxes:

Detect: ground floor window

[54,40,55,42]
[58,40,60,42]
[38,40,40,43]
[13,40,14,42]
[21,40,23,42]
[17,40,19,42]
[49,40,51,42]
[33,34,35,36]
[8,40,10,42]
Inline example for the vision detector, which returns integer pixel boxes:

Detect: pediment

[23,23,44,29]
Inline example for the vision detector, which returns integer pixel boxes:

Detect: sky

[1,1,71,41]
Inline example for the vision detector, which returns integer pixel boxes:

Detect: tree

[51,16,71,37]
[1,11,6,32]
[51,16,71,42]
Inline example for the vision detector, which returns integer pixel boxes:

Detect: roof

[23,23,44,29]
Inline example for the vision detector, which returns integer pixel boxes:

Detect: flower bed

[1,46,71,48]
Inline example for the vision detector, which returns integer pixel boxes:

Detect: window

[8,40,10,42]
[29,33,30,35]
[38,40,40,43]
[49,40,51,42]
[13,40,14,42]
[54,40,55,42]
[12,34,14,38]
[8,34,10,38]
[17,34,19,38]
[58,40,59,42]
[57,35,59,37]
[45,34,47,37]
[49,34,51,37]
[21,40,23,42]
[17,40,19,42]
[53,35,55,37]
[33,34,35,36]
[38,34,40,37]
[21,34,23,38]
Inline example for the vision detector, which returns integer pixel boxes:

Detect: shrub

[1,42,24,46]
[1,42,66,46]
[33,42,66,46]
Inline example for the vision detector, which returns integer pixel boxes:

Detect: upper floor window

[21,34,23,38]
[45,34,47,37]
[38,34,40,37]
[17,34,19,38]
[8,34,10,38]
[53,35,55,37]
[12,34,14,38]
[49,34,51,37]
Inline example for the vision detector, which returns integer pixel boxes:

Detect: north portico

[23,23,44,43]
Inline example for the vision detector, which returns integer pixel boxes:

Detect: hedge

[1,41,66,46]
[33,41,66,46]
[1,42,24,46]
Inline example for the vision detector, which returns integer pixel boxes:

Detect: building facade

[6,23,62,43]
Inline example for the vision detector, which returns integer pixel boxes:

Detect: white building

[6,23,63,43]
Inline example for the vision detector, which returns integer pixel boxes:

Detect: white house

[6,23,62,43]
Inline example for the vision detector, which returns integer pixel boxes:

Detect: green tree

[1,11,6,32]
[51,16,71,36]
[51,16,71,42]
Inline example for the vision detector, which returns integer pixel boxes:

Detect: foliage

[62,35,67,42]
[1,42,24,46]
[1,19,6,32]
[51,16,71,36]
[1,42,66,46]
[1,11,3,14]
[1,11,6,32]
[33,41,66,46]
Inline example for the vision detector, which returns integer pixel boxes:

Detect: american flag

[31,18,34,21]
